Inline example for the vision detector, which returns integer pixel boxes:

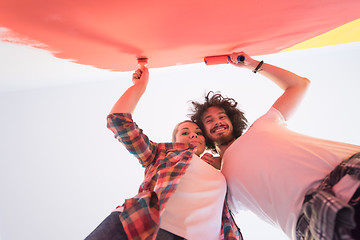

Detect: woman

[85,66,242,240]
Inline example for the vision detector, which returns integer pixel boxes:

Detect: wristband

[253,60,264,73]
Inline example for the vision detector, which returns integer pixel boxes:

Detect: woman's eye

[181,132,189,135]
[197,132,203,136]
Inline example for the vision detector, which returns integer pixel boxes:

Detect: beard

[212,132,235,146]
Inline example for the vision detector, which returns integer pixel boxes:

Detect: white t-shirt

[222,107,360,239]
[160,154,227,240]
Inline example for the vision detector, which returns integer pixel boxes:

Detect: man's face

[202,106,234,145]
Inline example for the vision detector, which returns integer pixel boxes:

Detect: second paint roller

[204,54,245,65]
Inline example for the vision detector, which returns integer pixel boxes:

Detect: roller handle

[137,57,148,67]
[204,55,245,65]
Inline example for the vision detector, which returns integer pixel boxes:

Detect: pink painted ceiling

[0,0,359,71]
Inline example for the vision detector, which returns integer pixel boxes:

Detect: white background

[0,41,359,239]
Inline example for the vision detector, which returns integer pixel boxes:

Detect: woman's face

[175,122,206,156]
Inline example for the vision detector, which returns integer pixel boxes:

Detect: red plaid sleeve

[221,202,243,240]
[107,113,158,168]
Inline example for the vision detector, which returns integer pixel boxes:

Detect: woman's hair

[171,120,195,142]
[189,91,248,153]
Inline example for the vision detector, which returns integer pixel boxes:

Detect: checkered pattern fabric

[296,153,360,240]
[107,113,243,240]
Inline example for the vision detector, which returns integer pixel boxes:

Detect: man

[190,52,360,239]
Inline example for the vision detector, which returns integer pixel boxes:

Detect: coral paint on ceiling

[0,0,359,71]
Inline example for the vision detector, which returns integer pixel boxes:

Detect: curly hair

[189,91,248,154]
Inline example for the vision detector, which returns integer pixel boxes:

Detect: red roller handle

[204,55,245,65]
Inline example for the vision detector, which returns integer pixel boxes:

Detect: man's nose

[214,119,222,126]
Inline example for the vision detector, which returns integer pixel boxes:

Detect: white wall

[0,42,359,239]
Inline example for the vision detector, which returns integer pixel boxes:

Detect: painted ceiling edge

[281,19,360,52]
[0,2,359,71]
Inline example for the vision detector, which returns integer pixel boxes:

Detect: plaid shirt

[296,152,360,240]
[107,113,243,240]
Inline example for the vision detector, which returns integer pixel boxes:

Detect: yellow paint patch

[282,18,360,52]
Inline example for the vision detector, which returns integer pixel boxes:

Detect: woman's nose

[190,133,197,138]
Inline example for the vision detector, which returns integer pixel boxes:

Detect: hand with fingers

[229,52,252,66]
[229,52,264,74]
[132,66,149,86]
[201,153,222,170]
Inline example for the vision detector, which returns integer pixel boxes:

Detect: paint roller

[204,54,245,65]
[137,57,148,67]
[132,57,149,79]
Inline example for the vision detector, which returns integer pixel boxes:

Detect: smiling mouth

[210,125,228,134]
